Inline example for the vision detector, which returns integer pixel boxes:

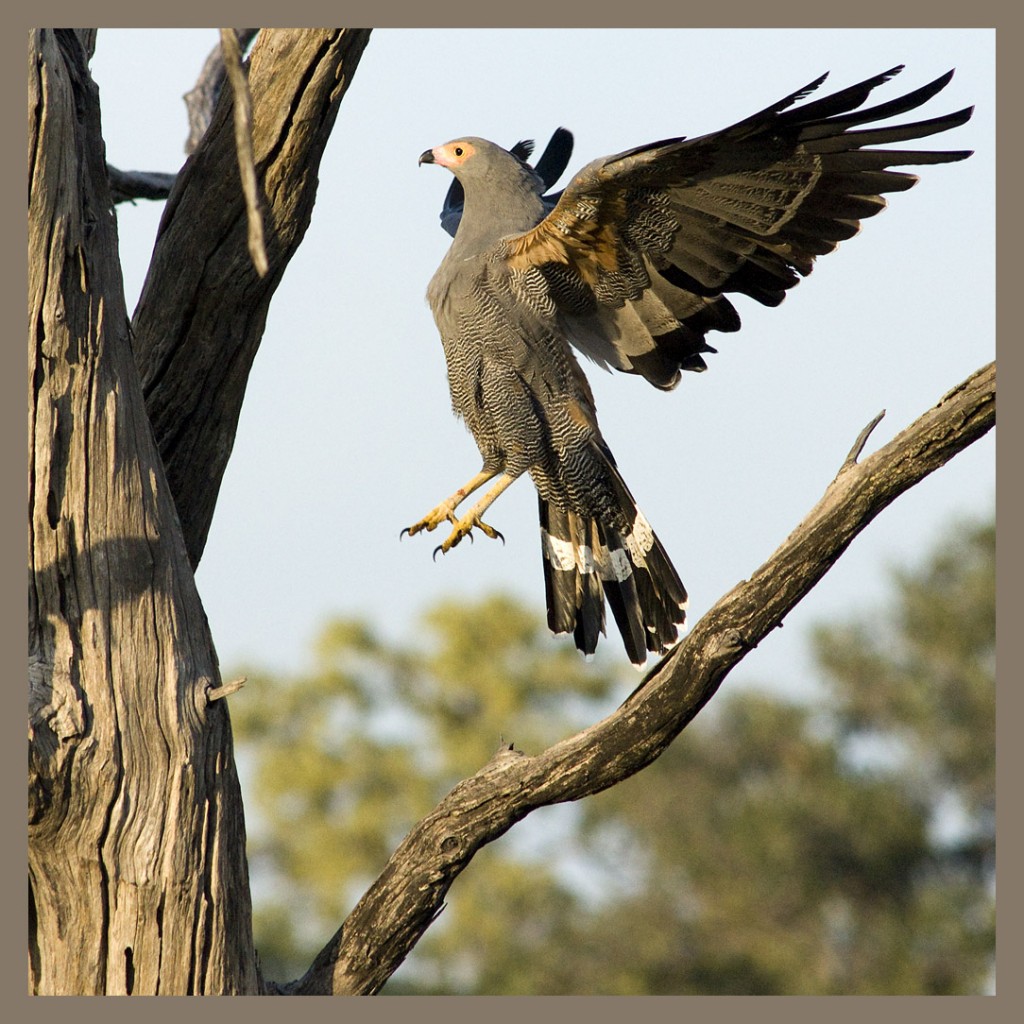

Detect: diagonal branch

[281,360,995,996]
[131,28,371,568]
[219,27,268,277]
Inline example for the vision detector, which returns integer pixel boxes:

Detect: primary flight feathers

[405,66,972,666]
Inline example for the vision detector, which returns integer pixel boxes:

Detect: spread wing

[496,66,974,389]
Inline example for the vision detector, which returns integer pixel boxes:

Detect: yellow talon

[433,513,505,559]
[404,470,517,558]
[401,469,502,540]
[401,506,458,539]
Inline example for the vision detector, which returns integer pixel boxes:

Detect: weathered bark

[285,362,995,995]
[27,28,258,994]
[132,28,371,567]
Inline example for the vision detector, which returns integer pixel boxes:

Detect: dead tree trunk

[27,27,370,995]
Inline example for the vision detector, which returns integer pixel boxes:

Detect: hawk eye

[454,146,464,157]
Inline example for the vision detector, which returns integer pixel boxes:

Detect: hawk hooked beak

[418,149,436,166]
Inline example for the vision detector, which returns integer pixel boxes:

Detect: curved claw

[403,507,460,542]
[474,518,503,544]
[431,517,504,559]
[433,529,474,560]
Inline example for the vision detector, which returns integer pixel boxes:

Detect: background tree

[27,27,994,994]
[231,595,622,984]
[233,512,994,993]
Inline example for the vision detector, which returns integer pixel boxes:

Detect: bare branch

[840,409,886,471]
[207,677,247,702]
[219,28,267,277]
[106,166,177,203]
[283,361,995,995]
[184,29,259,153]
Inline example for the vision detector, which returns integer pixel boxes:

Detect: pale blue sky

[91,28,995,698]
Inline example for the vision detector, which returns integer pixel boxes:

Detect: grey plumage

[439,128,575,238]
[406,66,972,667]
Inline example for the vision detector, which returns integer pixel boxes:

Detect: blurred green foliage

[230,516,994,994]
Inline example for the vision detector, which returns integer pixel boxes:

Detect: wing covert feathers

[499,67,972,389]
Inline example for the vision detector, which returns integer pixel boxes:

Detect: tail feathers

[540,502,606,655]
[539,486,688,668]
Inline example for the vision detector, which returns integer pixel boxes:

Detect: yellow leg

[402,470,498,539]
[432,472,519,557]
